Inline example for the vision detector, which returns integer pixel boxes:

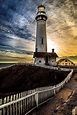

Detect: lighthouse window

[39,17,41,19]
[43,17,45,20]
[41,38,43,44]
[36,48,38,52]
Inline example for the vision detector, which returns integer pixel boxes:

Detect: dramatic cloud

[0,0,77,63]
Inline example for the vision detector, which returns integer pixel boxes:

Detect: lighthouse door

[45,55,48,65]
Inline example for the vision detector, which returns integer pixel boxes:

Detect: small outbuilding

[34,49,58,66]
[57,58,75,66]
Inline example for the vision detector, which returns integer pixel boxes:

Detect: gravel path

[29,73,77,115]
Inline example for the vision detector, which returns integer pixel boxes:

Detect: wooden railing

[0,69,73,115]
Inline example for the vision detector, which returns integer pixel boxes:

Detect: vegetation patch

[0,64,69,97]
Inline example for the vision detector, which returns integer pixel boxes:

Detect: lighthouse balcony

[36,14,47,21]
[37,12,46,15]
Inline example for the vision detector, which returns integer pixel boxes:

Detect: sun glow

[47,39,58,53]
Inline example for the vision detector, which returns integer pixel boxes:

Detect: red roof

[33,52,58,58]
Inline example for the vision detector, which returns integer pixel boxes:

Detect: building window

[65,60,67,62]
[39,60,41,63]
[41,38,43,44]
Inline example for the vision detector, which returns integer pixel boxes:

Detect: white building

[33,5,58,65]
[57,58,75,66]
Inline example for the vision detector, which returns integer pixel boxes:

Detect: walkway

[29,73,77,115]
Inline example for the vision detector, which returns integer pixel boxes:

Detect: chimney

[52,49,54,53]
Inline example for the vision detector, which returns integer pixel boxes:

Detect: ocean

[0,63,16,69]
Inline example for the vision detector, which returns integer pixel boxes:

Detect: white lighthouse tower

[33,5,58,65]
[33,5,47,64]
[35,5,47,52]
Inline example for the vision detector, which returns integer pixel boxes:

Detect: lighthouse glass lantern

[38,5,45,11]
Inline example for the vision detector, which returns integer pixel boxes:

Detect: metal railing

[0,69,73,115]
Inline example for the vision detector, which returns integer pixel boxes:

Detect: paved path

[29,73,77,115]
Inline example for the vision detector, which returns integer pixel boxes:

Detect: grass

[0,64,69,98]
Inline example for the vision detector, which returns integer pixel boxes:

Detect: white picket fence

[0,69,73,115]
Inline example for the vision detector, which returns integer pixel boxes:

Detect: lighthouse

[35,5,47,52]
[33,5,47,64]
[33,5,58,65]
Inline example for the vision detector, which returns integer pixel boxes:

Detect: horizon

[0,56,77,64]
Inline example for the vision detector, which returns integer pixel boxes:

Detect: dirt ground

[29,73,77,115]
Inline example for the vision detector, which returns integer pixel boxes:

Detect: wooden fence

[0,69,73,115]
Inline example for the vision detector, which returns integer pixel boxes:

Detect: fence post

[35,92,38,107]
[0,99,2,115]
[53,86,56,95]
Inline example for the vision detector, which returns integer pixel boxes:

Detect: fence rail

[0,69,73,115]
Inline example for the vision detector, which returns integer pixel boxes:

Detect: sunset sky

[0,0,77,63]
